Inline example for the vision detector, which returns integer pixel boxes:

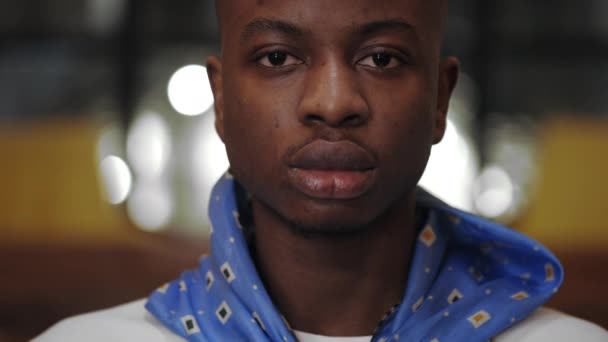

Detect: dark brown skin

[207,0,459,336]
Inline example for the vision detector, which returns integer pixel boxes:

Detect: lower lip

[287,168,377,200]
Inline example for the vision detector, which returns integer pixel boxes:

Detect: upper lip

[288,140,377,171]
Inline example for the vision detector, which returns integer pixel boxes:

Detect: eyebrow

[356,19,415,37]
[240,18,309,43]
[239,18,415,44]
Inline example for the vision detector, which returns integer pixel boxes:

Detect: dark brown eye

[372,53,392,67]
[268,52,288,66]
[358,52,403,69]
[257,51,302,68]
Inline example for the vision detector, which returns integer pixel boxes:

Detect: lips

[288,140,376,171]
[287,140,378,200]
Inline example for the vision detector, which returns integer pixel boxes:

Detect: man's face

[209,0,458,233]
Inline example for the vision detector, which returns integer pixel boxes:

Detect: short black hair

[213,0,449,34]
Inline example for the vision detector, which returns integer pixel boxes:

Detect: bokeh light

[473,165,515,218]
[191,113,230,188]
[99,155,132,205]
[127,112,172,179]
[127,181,173,232]
[168,64,214,116]
[419,118,478,211]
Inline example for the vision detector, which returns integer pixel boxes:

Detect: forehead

[217,0,443,42]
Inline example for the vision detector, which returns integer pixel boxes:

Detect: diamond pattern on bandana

[545,263,555,282]
[220,262,236,283]
[448,288,464,304]
[511,291,529,301]
[179,281,187,292]
[468,310,491,328]
[216,301,232,325]
[181,315,200,335]
[252,312,266,331]
[419,224,437,247]
[205,271,214,291]
[156,283,169,294]
[412,297,424,312]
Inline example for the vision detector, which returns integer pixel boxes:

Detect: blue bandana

[146,173,563,341]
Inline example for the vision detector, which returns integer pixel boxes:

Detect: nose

[297,56,370,128]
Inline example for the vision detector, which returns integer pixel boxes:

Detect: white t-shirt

[34,299,608,342]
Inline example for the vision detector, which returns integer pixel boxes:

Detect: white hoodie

[35,299,608,342]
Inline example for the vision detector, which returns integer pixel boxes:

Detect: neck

[251,194,417,337]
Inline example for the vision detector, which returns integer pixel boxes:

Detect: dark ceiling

[0,0,606,128]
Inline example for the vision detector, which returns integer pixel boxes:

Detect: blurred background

[0,0,607,340]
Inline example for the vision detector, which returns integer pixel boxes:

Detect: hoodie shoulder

[496,307,608,342]
[33,299,183,342]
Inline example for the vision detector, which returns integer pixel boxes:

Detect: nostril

[343,114,362,126]
[304,114,325,125]
[303,113,365,127]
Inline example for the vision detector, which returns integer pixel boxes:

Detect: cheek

[380,111,433,168]
[220,82,294,189]
[373,76,435,143]
[223,100,273,166]
[223,74,300,146]
[370,80,435,181]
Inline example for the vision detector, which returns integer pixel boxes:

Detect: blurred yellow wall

[518,117,608,251]
[0,119,130,242]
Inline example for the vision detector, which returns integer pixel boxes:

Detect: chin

[278,201,382,238]
[287,218,374,238]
